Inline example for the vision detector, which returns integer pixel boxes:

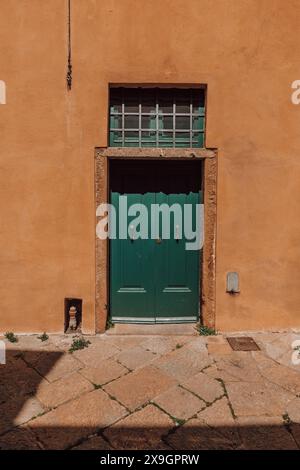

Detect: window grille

[109,87,205,148]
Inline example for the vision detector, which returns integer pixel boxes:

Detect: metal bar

[138,89,142,147]
[173,91,176,148]
[109,87,205,148]
[190,89,193,147]
[121,88,125,147]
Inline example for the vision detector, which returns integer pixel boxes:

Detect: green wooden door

[110,161,202,323]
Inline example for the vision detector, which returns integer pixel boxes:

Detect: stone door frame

[95,147,217,333]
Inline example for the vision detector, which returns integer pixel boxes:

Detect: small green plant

[175,343,183,349]
[4,332,18,343]
[69,336,91,353]
[106,318,115,330]
[38,332,49,342]
[175,418,186,426]
[197,324,217,336]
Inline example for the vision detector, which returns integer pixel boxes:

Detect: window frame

[109,87,205,148]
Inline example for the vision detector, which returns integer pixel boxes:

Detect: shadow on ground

[0,349,299,450]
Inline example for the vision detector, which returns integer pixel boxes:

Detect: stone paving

[0,329,300,450]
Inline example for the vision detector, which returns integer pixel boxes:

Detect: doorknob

[156,238,162,244]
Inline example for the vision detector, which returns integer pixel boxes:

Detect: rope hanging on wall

[66,0,72,90]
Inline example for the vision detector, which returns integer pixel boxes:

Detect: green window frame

[109,87,205,148]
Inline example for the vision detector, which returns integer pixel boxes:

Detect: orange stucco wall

[0,0,299,333]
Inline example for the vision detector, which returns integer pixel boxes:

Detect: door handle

[156,238,162,244]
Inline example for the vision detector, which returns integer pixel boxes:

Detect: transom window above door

[109,87,205,148]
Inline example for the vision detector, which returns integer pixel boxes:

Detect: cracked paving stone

[104,405,174,450]
[252,351,300,395]
[0,427,42,450]
[73,341,120,367]
[181,372,224,403]
[72,435,113,450]
[236,416,298,450]
[153,347,212,382]
[226,380,294,417]
[26,389,127,449]
[196,396,240,445]
[0,356,47,399]
[166,417,236,450]
[80,359,128,386]
[36,371,93,408]
[213,352,264,383]
[286,397,300,423]
[140,336,190,355]
[203,364,240,383]
[290,423,300,448]
[0,396,45,435]
[115,346,157,370]
[106,336,146,350]
[207,337,233,356]
[23,350,82,382]
[103,365,178,411]
[153,385,205,421]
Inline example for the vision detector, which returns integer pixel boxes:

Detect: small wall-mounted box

[226,272,240,294]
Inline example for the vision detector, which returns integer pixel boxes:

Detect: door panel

[110,160,202,323]
[110,167,156,321]
[155,166,201,321]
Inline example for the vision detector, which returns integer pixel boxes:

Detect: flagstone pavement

[0,329,300,450]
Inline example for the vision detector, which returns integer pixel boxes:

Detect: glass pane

[110,88,122,113]
[124,89,139,113]
[124,142,139,147]
[158,131,173,147]
[175,91,190,113]
[124,115,139,129]
[141,115,156,129]
[124,131,139,139]
[141,131,157,147]
[160,116,173,130]
[141,89,156,113]
[192,116,204,130]
[158,89,173,113]
[175,132,190,143]
[124,131,139,147]
[109,131,122,146]
[192,132,204,148]
[192,89,205,114]
[175,141,189,148]
[141,130,156,139]
[159,130,173,138]
[109,87,205,148]
[110,115,122,129]
[158,140,173,148]
[175,116,190,130]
